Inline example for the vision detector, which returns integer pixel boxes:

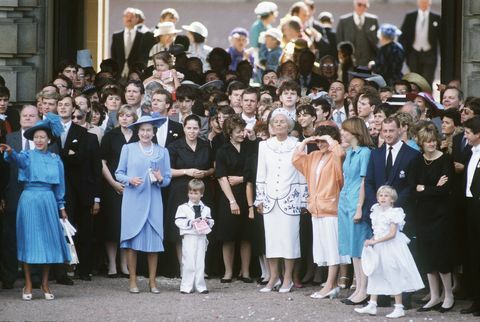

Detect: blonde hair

[116,105,139,122]
[376,185,398,202]
[188,179,205,194]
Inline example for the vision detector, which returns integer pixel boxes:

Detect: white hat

[153,22,181,37]
[361,246,379,276]
[264,28,282,43]
[254,1,278,16]
[182,21,208,38]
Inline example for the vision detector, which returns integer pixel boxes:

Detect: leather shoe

[220,278,232,283]
[79,275,92,281]
[438,301,455,313]
[417,302,442,312]
[107,273,118,278]
[344,297,369,306]
[460,306,480,314]
[239,277,253,283]
[473,310,480,316]
[2,281,14,289]
[200,290,209,294]
[56,276,74,285]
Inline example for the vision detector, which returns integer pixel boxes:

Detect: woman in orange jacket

[292,125,351,300]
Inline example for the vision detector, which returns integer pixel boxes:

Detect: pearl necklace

[139,142,154,156]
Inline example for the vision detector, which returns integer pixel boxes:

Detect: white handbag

[61,219,80,265]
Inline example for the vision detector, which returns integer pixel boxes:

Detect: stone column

[463,1,480,97]
[0,0,52,103]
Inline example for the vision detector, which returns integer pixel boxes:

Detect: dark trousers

[466,198,480,307]
[1,210,17,284]
[71,205,94,276]
[406,49,437,86]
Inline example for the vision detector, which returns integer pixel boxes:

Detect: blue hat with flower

[128,113,167,130]
[378,23,402,39]
[24,112,64,140]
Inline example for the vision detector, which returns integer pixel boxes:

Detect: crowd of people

[0,0,479,319]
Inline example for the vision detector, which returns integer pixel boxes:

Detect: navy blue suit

[364,142,420,235]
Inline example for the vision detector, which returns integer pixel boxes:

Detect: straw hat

[153,22,181,37]
[361,246,379,276]
[402,72,432,93]
[182,21,208,38]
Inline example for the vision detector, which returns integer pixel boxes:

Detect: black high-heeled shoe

[438,301,455,313]
[417,302,442,312]
[343,297,369,306]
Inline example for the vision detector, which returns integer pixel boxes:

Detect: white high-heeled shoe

[259,279,281,293]
[278,281,294,293]
[41,286,54,300]
[310,287,340,299]
[22,288,32,301]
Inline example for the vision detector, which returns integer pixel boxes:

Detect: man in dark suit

[111,8,147,78]
[399,0,441,86]
[336,0,379,66]
[151,88,183,147]
[298,49,330,94]
[312,11,338,60]
[461,116,480,317]
[364,116,420,309]
[0,86,20,133]
[56,97,102,281]
[1,105,40,288]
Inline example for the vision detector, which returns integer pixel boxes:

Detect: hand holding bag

[61,219,80,265]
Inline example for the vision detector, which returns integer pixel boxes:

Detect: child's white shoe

[354,301,377,315]
[386,304,405,319]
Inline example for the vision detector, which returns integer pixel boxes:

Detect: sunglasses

[72,115,85,120]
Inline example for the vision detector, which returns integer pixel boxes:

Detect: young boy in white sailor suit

[175,179,214,294]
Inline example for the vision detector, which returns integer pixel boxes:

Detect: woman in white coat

[255,108,307,293]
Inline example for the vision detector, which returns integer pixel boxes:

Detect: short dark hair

[310,98,332,119]
[383,116,401,128]
[57,59,78,75]
[315,125,341,143]
[464,115,480,134]
[278,80,301,96]
[126,79,145,94]
[0,86,10,99]
[176,84,198,101]
[441,108,461,127]
[152,88,173,106]
[183,114,201,127]
[227,81,247,95]
[241,87,259,101]
[296,104,317,118]
[101,86,124,104]
[223,114,246,138]
[465,97,480,116]
[54,74,73,89]
[393,80,412,93]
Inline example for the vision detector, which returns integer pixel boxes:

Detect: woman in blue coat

[1,113,71,301]
[116,115,171,294]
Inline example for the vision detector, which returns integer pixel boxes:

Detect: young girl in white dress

[354,185,424,319]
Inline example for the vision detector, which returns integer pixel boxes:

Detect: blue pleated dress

[115,143,171,252]
[6,149,71,264]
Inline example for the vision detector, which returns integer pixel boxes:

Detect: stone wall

[0,0,51,103]
[463,0,480,97]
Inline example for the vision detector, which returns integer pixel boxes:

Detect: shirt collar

[188,200,204,208]
[472,144,480,154]
[387,140,403,151]
[418,9,430,17]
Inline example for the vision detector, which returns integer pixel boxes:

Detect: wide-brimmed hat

[378,23,402,39]
[263,28,282,43]
[361,246,379,276]
[128,114,167,129]
[254,1,278,16]
[182,21,208,38]
[199,79,224,92]
[24,113,64,141]
[411,91,444,110]
[153,22,181,37]
[402,72,432,93]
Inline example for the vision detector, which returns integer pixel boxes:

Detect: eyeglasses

[321,63,335,68]
[72,115,85,120]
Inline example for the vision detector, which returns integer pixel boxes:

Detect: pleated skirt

[120,220,164,252]
[16,185,71,264]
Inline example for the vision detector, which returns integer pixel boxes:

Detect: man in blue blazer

[364,116,420,309]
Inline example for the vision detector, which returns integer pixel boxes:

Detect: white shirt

[385,140,403,166]
[155,117,169,148]
[466,145,480,197]
[241,113,256,128]
[61,120,72,148]
[21,129,33,151]
[123,27,136,58]
[413,9,431,52]
[332,107,347,127]
[353,12,365,28]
